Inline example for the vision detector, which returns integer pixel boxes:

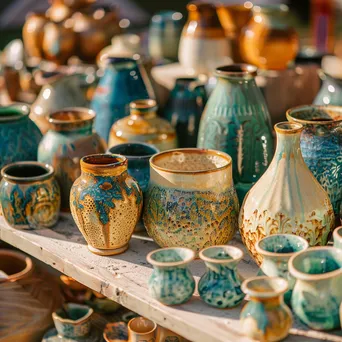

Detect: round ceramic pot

[240,276,292,342]
[128,317,157,342]
[314,70,342,106]
[289,247,342,330]
[198,245,245,308]
[333,226,342,249]
[155,326,186,342]
[256,234,309,305]
[38,108,106,211]
[103,322,128,342]
[0,162,60,229]
[0,104,42,170]
[143,148,239,252]
[70,154,143,256]
[287,105,342,221]
[147,247,195,305]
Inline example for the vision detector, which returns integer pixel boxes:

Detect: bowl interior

[259,235,308,254]
[288,106,342,122]
[56,304,91,321]
[108,143,158,157]
[129,317,156,334]
[0,254,27,276]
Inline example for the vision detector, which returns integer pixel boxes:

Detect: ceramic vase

[333,226,342,249]
[70,154,143,255]
[91,57,152,142]
[240,122,335,264]
[38,108,106,211]
[128,317,157,342]
[289,247,342,330]
[0,104,42,170]
[156,326,186,342]
[143,148,239,252]
[256,234,309,305]
[313,71,342,106]
[287,105,342,220]
[240,276,292,342]
[197,64,274,203]
[109,99,177,152]
[198,245,245,308]
[147,247,195,305]
[164,78,207,148]
[103,322,128,342]
[178,2,231,75]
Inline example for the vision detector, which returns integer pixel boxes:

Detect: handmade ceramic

[197,64,274,202]
[0,162,60,229]
[287,105,342,219]
[91,57,151,142]
[0,104,42,170]
[178,2,231,74]
[147,247,195,305]
[289,247,342,330]
[143,148,239,252]
[240,122,335,264]
[127,317,157,342]
[240,5,299,70]
[103,322,128,342]
[314,70,342,106]
[240,276,292,342]
[198,245,245,308]
[333,226,342,249]
[164,78,207,148]
[38,108,105,211]
[256,234,309,305]
[109,99,177,152]
[70,154,142,255]
[155,326,186,342]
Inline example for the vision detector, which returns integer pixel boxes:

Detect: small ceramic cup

[198,245,245,308]
[52,303,93,338]
[256,234,309,305]
[103,322,128,342]
[333,226,342,250]
[127,317,157,342]
[147,247,196,305]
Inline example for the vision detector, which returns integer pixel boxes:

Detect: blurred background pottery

[198,245,245,308]
[333,226,342,250]
[289,247,342,330]
[38,108,106,211]
[314,69,342,107]
[156,326,186,342]
[127,317,156,342]
[240,122,335,265]
[109,99,177,152]
[143,148,239,252]
[70,154,142,256]
[197,64,274,203]
[103,322,128,342]
[147,247,195,305]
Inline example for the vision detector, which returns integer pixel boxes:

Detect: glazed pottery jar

[197,64,274,203]
[289,247,342,330]
[287,105,342,219]
[70,154,143,255]
[143,148,239,252]
[240,276,292,342]
[240,5,299,70]
[240,122,335,264]
[333,226,342,249]
[128,317,157,342]
[103,322,128,342]
[109,99,177,152]
[147,247,195,305]
[0,104,42,170]
[314,71,342,106]
[164,77,207,148]
[0,162,60,229]
[38,108,106,211]
[256,234,309,305]
[198,245,245,308]
[178,2,231,75]
[91,57,151,142]
[156,326,186,342]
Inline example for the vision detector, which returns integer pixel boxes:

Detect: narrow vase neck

[274,129,302,161]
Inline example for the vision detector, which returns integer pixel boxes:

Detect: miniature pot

[156,326,186,342]
[127,317,157,342]
[103,322,128,342]
[333,226,342,250]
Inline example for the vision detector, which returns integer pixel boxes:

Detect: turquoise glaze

[197,64,274,203]
[256,234,309,305]
[91,57,151,142]
[333,226,342,250]
[314,71,342,106]
[198,245,245,308]
[147,247,195,305]
[289,247,342,330]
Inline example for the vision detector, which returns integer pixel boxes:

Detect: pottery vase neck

[130,99,158,118]
[215,64,258,82]
[187,2,222,29]
[105,57,139,72]
[250,294,282,305]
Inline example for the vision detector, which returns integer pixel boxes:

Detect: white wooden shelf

[1,214,342,342]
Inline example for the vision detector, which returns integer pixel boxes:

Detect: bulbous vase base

[88,244,128,256]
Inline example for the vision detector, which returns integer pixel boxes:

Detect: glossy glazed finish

[197,64,274,203]
[0,104,42,170]
[314,71,342,106]
[240,277,292,342]
[287,105,342,219]
[333,226,342,249]
[128,317,157,342]
[38,108,106,211]
[109,99,177,152]
[156,326,186,342]
[164,78,207,148]
[70,154,143,255]
[289,247,342,330]
[256,234,309,305]
[103,322,128,342]
[91,58,151,142]
[147,247,195,305]
[143,148,239,252]
[198,245,245,308]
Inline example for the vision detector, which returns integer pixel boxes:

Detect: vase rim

[333,226,342,242]
[48,107,96,127]
[81,154,127,171]
[242,276,288,298]
[0,103,30,122]
[130,99,158,114]
[274,122,303,134]
[53,303,94,325]
[147,247,195,267]
[128,317,157,335]
[107,142,159,160]
[199,245,243,264]
[215,64,257,78]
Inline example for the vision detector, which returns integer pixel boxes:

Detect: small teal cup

[333,226,342,250]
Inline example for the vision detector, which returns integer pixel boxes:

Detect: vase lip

[199,245,243,264]
[147,247,195,267]
[215,64,257,78]
[242,276,288,298]
[289,247,342,281]
[274,122,303,134]
[128,317,157,335]
[0,103,30,122]
[333,226,342,242]
[53,303,94,324]
[81,154,127,173]
[107,142,159,160]
[48,107,96,127]
[130,99,158,114]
